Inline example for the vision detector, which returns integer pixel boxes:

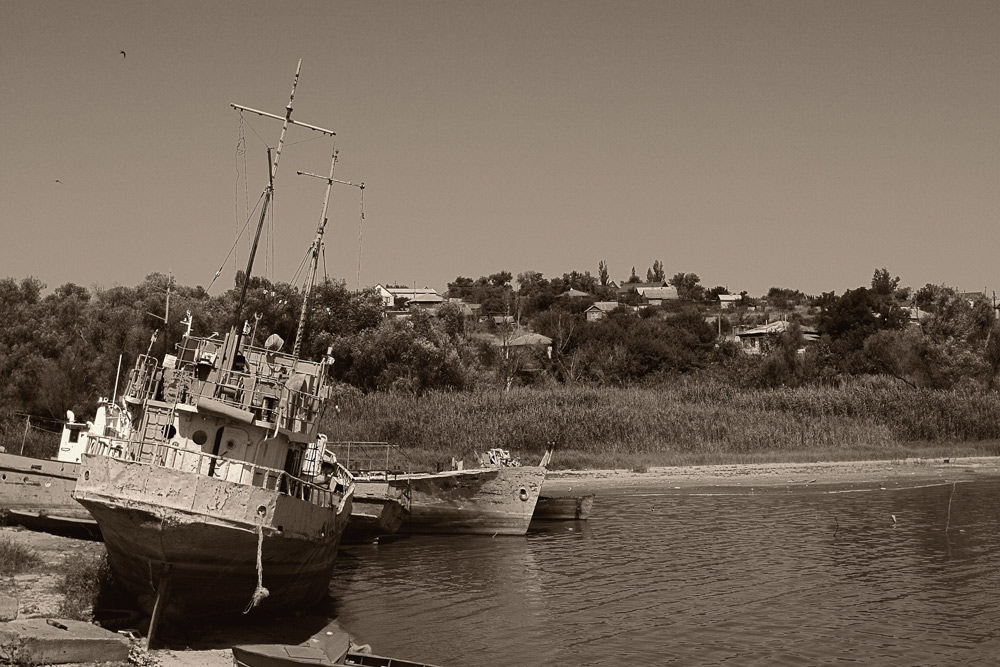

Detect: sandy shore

[542,456,1000,495]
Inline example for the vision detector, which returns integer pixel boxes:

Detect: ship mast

[293,152,365,357]
[229,59,336,342]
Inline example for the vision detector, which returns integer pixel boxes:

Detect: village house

[639,286,679,307]
[718,294,741,309]
[585,301,621,322]
[734,320,819,355]
[374,284,444,309]
[615,281,669,298]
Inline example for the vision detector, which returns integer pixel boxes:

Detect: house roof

[586,301,621,313]
[409,293,445,304]
[737,320,819,338]
[507,333,553,347]
[562,288,589,298]
[640,287,679,300]
[378,285,442,298]
[617,281,668,294]
[718,294,741,303]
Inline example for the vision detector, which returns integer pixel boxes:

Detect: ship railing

[325,441,425,475]
[83,437,340,508]
[123,358,323,435]
[193,367,323,434]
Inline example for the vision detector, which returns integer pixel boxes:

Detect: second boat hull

[354,465,547,536]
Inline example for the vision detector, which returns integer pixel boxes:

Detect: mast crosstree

[293,155,365,356]
[228,59,337,338]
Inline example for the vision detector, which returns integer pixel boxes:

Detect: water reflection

[331,479,1000,666]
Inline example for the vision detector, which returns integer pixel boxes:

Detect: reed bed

[321,377,1000,471]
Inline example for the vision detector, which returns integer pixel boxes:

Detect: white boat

[72,60,356,644]
[0,410,96,533]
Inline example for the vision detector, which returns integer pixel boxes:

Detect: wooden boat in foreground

[341,650,445,667]
[73,61,357,645]
[232,643,445,667]
[339,446,551,537]
[233,643,343,667]
[532,493,595,521]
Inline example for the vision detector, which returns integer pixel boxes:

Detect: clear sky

[2,1,998,298]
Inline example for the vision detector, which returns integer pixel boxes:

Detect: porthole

[518,487,529,502]
[84,471,90,481]
[163,424,177,439]
[192,430,208,446]
[257,505,267,517]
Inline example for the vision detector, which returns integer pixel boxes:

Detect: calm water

[328,479,1000,666]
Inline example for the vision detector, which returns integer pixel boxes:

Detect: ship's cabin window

[163,424,177,439]
[68,429,80,443]
[192,430,208,446]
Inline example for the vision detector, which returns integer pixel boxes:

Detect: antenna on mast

[293,151,365,356]
[228,59,337,339]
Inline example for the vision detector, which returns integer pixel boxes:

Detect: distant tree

[706,286,730,301]
[870,268,900,297]
[914,283,954,313]
[598,260,610,286]
[627,267,640,284]
[817,286,907,374]
[646,260,665,283]
[669,272,703,301]
[446,276,476,300]
[765,287,808,310]
[488,271,513,289]
[516,271,546,296]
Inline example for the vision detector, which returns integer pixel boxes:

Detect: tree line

[2,265,999,431]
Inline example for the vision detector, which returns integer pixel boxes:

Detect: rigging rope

[244,515,270,613]
[205,193,264,291]
[290,246,311,287]
[208,191,267,292]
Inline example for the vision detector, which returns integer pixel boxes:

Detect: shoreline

[542,456,1000,495]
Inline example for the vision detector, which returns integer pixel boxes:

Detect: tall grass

[321,376,1000,470]
[0,536,42,575]
[57,552,114,621]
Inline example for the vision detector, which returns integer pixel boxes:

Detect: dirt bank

[542,456,1000,495]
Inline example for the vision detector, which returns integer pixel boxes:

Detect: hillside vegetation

[3,266,999,468]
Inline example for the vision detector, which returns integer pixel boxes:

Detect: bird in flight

[53,179,63,184]
[120,50,126,59]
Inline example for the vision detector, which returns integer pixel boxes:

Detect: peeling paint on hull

[0,453,89,520]
[342,496,406,544]
[74,454,351,620]
[354,465,547,536]
[532,494,595,521]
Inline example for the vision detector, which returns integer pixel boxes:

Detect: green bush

[0,536,42,575]
[57,552,113,621]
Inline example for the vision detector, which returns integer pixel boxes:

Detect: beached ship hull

[532,494,594,521]
[341,495,406,544]
[0,453,83,518]
[354,463,547,536]
[75,453,351,619]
